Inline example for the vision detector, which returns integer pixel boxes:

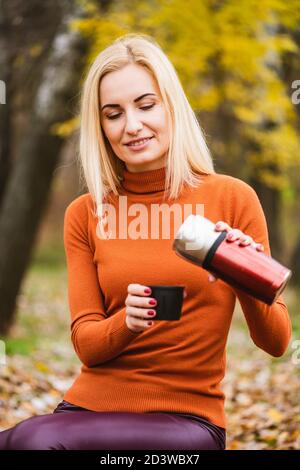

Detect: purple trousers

[0,400,226,450]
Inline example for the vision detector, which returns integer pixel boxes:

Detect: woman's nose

[124,112,143,134]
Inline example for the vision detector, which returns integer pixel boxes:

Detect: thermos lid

[173,215,222,265]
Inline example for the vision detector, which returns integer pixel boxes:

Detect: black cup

[147,285,185,321]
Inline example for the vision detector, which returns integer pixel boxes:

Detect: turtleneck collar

[120,166,168,194]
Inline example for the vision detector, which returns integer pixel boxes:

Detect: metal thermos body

[172,215,292,305]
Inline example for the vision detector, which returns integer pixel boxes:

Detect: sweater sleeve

[228,178,292,357]
[63,197,141,368]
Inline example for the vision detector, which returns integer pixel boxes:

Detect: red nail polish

[144,288,151,294]
[149,299,157,305]
[148,321,153,326]
[148,310,156,316]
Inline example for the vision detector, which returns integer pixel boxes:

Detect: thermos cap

[173,215,221,265]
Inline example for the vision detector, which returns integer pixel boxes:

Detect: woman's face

[100,63,170,173]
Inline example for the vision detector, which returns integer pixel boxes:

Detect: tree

[0,0,88,335]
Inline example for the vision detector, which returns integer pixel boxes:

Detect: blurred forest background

[0,0,300,450]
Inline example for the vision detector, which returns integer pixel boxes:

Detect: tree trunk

[0,8,87,335]
[249,170,283,261]
[0,1,14,210]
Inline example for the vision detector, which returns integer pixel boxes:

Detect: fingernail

[144,288,151,294]
[227,233,234,239]
[216,223,222,229]
[148,321,154,326]
[148,310,156,316]
[149,299,157,305]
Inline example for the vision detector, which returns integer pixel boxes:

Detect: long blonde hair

[78,33,215,232]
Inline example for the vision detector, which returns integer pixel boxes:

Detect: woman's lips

[126,136,154,151]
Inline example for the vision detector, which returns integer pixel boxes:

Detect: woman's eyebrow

[101,93,156,111]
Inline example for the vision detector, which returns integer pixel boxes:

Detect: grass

[219,283,300,374]
[30,241,66,272]
[3,243,72,360]
[5,337,40,356]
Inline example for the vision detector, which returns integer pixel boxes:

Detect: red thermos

[172,215,292,305]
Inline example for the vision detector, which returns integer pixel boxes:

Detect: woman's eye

[107,104,155,120]
[141,104,155,111]
[107,113,121,120]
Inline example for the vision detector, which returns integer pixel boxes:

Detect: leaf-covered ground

[0,257,299,450]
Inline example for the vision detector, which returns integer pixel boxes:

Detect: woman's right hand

[125,284,158,333]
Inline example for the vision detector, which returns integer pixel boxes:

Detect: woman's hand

[125,284,187,333]
[208,221,265,283]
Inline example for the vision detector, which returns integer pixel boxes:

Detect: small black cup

[147,285,185,321]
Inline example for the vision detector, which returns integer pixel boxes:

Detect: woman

[0,33,291,450]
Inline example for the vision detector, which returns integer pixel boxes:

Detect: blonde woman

[0,33,291,450]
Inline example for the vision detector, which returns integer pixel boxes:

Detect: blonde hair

[78,33,215,234]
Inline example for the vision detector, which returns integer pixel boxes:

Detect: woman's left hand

[208,221,265,282]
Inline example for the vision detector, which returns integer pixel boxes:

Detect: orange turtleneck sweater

[62,166,291,429]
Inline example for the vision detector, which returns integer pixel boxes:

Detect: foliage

[67,0,300,191]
